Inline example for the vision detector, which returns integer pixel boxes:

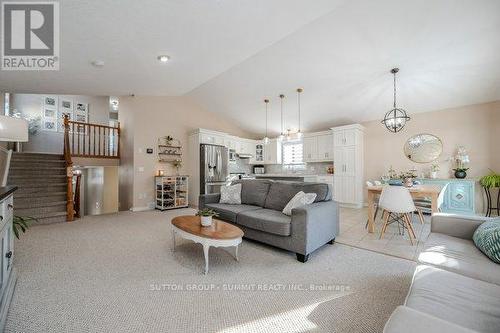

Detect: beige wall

[363,101,500,212]
[119,96,254,210]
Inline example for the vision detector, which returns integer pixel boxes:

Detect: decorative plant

[431,163,440,172]
[453,146,470,172]
[13,216,36,239]
[480,170,500,188]
[388,166,398,179]
[399,171,417,179]
[196,208,219,217]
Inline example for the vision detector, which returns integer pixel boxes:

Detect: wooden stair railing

[65,116,120,159]
[63,115,74,222]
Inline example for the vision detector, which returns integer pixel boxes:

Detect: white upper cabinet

[303,131,333,162]
[200,130,226,146]
[334,128,357,146]
[303,136,318,162]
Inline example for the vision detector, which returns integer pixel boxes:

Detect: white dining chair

[378,186,418,245]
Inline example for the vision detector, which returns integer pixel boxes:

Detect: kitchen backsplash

[228,158,252,174]
[265,162,333,175]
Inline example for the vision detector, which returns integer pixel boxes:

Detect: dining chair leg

[379,211,390,239]
[382,211,390,234]
[416,209,425,224]
[404,214,416,244]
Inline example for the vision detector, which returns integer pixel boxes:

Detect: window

[282,140,304,165]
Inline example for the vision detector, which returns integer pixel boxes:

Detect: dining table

[366,185,442,233]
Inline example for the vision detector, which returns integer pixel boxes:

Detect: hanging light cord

[297,90,301,132]
[280,95,284,135]
[265,100,268,138]
[393,71,397,108]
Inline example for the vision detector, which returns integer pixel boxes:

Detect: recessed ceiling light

[157,55,170,63]
[91,60,105,67]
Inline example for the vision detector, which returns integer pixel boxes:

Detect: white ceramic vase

[430,171,437,179]
[200,216,212,227]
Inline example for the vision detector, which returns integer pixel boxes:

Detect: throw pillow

[282,191,317,216]
[473,218,500,264]
[219,183,242,205]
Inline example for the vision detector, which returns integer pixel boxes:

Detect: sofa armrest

[431,213,488,240]
[384,306,476,333]
[198,194,220,209]
[291,200,340,254]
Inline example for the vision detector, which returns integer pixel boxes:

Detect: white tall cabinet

[331,124,364,208]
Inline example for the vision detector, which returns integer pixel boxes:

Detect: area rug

[7,209,415,333]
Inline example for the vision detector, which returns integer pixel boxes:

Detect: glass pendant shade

[263,136,270,144]
[382,108,410,133]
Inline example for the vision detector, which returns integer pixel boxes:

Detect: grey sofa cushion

[406,265,500,333]
[205,203,261,223]
[418,232,500,285]
[264,182,330,212]
[237,208,291,236]
[232,179,272,207]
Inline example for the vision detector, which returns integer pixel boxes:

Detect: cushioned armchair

[199,179,340,262]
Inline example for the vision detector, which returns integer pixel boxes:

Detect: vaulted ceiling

[2,0,500,136]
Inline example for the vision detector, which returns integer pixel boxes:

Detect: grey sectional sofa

[384,213,500,333]
[199,179,339,262]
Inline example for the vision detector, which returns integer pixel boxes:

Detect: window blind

[282,140,304,165]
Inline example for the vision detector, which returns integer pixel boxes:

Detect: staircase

[8,153,68,224]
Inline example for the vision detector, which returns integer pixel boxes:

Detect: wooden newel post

[63,114,74,222]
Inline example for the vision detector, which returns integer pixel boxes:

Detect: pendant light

[278,94,285,141]
[263,99,270,145]
[296,88,303,139]
[382,68,410,133]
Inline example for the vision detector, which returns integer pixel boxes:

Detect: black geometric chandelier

[381,68,410,133]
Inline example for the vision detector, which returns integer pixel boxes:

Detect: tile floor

[336,207,431,261]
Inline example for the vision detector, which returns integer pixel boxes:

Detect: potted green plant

[196,208,219,227]
[480,171,500,188]
[13,216,35,239]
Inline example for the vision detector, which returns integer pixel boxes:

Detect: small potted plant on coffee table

[196,208,219,227]
[399,171,417,188]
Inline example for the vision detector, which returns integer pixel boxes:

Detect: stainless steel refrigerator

[200,144,229,195]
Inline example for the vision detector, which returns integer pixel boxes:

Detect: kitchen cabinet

[224,136,239,150]
[317,134,333,161]
[334,128,357,146]
[200,131,226,146]
[331,124,364,207]
[303,136,318,162]
[0,188,17,332]
[303,131,333,162]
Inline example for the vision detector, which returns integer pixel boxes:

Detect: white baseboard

[130,206,153,212]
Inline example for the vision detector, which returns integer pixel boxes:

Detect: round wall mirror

[404,134,443,163]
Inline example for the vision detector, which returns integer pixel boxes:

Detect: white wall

[11,94,110,153]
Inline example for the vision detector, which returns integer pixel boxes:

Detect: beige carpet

[7,209,415,333]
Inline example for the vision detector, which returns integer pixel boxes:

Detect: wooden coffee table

[171,215,244,274]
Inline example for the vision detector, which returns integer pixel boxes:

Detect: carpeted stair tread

[15,191,67,199]
[11,152,64,160]
[15,200,67,209]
